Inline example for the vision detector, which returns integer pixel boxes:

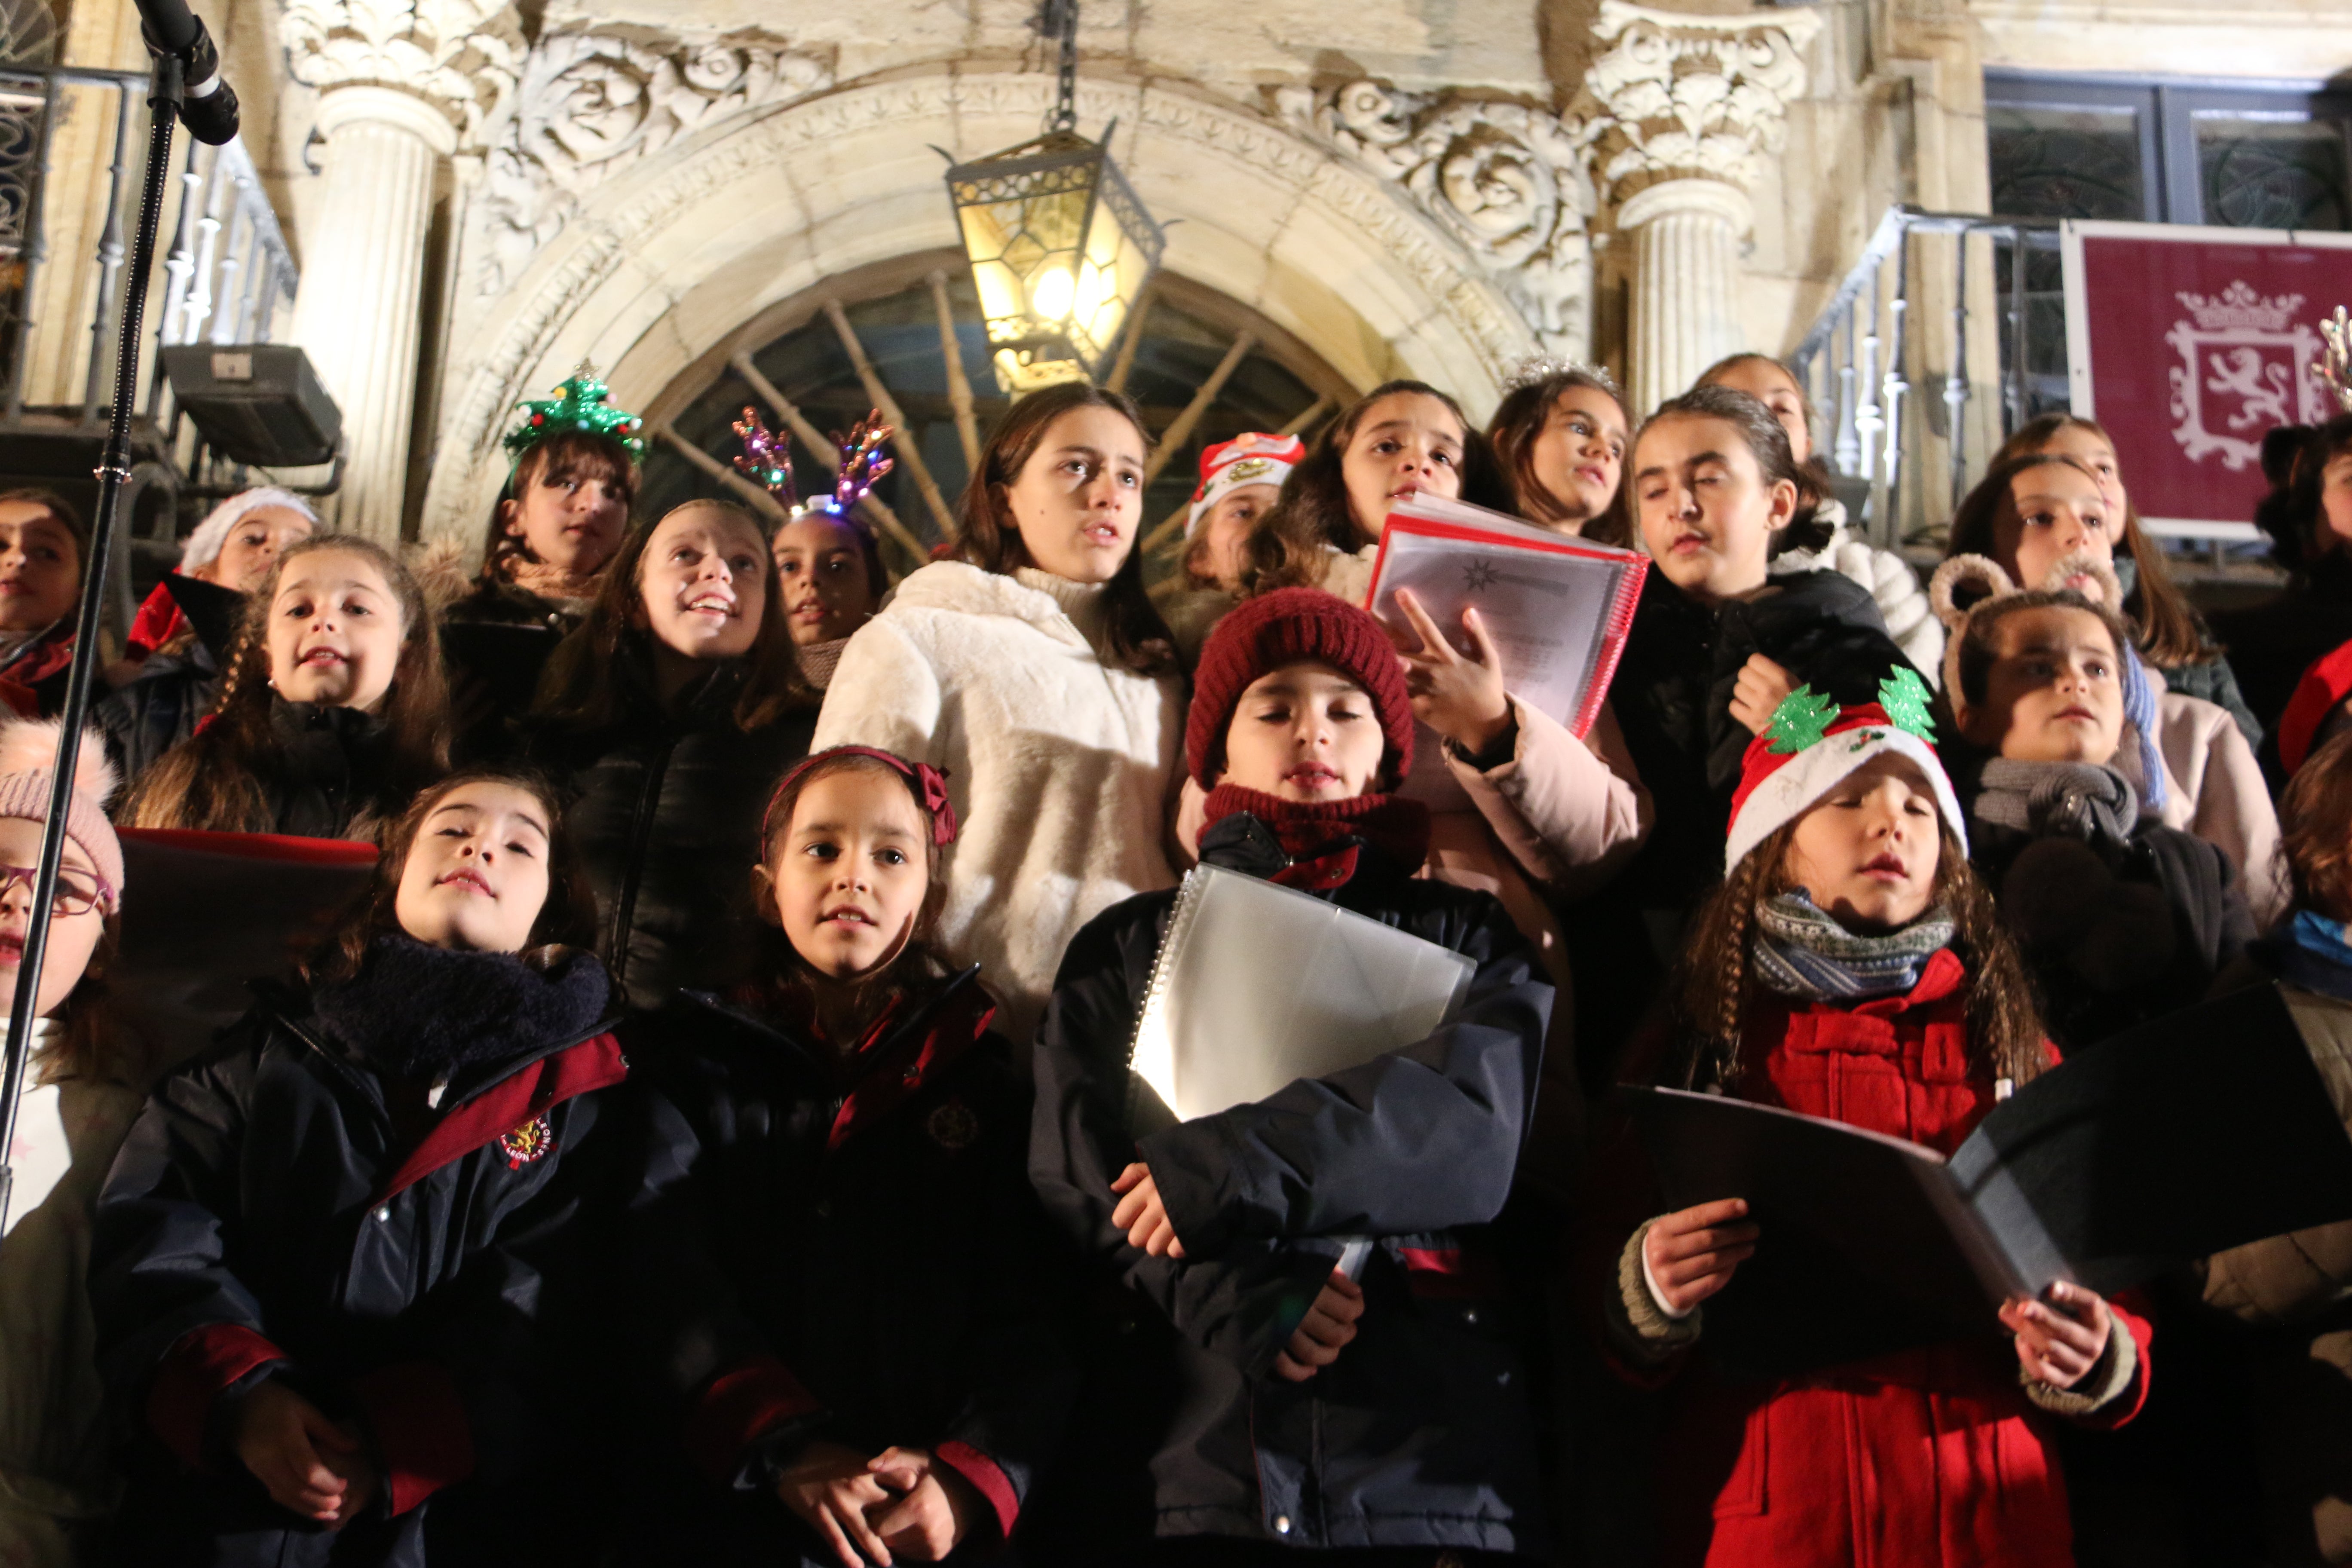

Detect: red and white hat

[1724,671,1966,874]
[1187,432,1304,537]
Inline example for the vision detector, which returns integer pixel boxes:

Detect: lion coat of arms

[2165,280,2332,472]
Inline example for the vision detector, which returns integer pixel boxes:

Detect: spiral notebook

[1364,493,1647,740]
[1126,864,1477,1127]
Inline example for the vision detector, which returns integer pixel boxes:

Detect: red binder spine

[1569,557,1648,741]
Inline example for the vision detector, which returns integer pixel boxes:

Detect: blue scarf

[2262,909,2352,1003]
[1750,891,1957,1003]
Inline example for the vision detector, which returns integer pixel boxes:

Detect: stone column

[1583,0,1820,414]
[281,0,519,543]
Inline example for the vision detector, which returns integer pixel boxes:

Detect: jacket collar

[679,965,999,1150]
[884,560,1092,649]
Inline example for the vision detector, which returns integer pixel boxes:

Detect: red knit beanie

[1188,588,1413,787]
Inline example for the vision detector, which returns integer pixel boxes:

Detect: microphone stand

[0,51,184,1250]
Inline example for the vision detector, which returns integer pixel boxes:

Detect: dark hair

[123,533,450,836]
[479,432,640,588]
[31,915,132,1088]
[739,749,955,1026]
[1631,384,1826,557]
[1694,353,1839,557]
[1661,816,2046,1094]
[955,383,1176,678]
[1486,365,1632,545]
[1951,586,2132,710]
[2282,729,2352,921]
[778,506,888,602]
[2257,414,2352,578]
[1991,413,2220,668]
[533,499,811,733]
[0,486,88,574]
[1246,380,1512,594]
[305,767,601,986]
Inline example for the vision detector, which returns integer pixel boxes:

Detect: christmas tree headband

[503,363,646,463]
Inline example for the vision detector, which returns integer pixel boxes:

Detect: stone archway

[417,68,1550,543]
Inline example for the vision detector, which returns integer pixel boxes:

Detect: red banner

[2063,220,2352,537]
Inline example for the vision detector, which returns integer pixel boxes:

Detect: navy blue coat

[616,967,1076,1565]
[1025,810,1556,1560]
[89,947,630,1567]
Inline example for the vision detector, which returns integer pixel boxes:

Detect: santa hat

[1187,588,1413,787]
[2279,636,2352,775]
[1187,432,1304,537]
[0,718,123,911]
[1724,670,1966,874]
[179,487,318,574]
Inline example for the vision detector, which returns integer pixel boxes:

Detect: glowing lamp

[945,127,1164,392]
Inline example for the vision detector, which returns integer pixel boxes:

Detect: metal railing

[1790,205,2064,550]
[0,63,296,427]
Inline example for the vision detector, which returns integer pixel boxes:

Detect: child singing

[1609,680,2151,1568]
[91,769,626,1564]
[1029,588,1555,1565]
[620,745,1069,1566]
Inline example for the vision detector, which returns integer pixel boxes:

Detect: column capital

[1580,0,1821,217]
[281,0,524,152]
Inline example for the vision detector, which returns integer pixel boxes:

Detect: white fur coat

[812,563,1185,1042]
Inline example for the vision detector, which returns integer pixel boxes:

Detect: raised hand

[1729,654,1798,738]
[1392,588,1513,756]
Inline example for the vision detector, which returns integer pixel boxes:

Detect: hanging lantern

[944,1,1164,392]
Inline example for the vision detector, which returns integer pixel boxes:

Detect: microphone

[132,0,239,145]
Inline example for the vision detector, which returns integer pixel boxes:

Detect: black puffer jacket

[95,640,217,788]
[1026,809,1555,1561]
[439,580,591,765]
[522,649,815,1011]
[88,940,631,1568]
[1565,567,1909,1081]
[616,968,1075,1565]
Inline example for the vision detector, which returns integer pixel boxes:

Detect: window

[1986,72,2352,229]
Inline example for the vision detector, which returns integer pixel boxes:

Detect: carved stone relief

[1277,80,1598,358]
[474,30,834,294]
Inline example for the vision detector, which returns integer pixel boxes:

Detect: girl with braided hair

[1604,683,2150,1568]
[121,534,448,841]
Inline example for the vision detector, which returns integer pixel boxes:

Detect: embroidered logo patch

[926,1100,979,1151]
[500,1113,557,1168]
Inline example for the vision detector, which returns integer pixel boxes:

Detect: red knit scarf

[1199,784,1432,889]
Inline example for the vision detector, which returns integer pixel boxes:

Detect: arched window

[640,257,1352,580]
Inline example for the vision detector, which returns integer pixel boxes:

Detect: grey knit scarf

[1973,757,2139,845]
[1751,891,1956,1002]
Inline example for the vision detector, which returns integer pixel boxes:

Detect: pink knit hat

[0,719,124,911]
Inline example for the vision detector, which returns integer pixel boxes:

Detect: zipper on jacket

[609,734,677,992]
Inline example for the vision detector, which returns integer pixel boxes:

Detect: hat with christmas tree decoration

[1188,432,1304,537]
[503,362,646,463]
[1723,666,1966,874]
[733,406,894,521]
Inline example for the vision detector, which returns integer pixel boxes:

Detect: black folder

[1623,983,2352,1377]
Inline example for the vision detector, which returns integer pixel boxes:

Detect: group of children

[1,347,2350,1568]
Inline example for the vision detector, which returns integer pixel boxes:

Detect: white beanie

[179,488,318,573]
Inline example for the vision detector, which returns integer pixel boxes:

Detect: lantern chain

[1044,0,1079,132]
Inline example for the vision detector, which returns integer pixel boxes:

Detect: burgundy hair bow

[764,744,959,848]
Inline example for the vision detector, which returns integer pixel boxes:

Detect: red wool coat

[1654,949,2153,1568]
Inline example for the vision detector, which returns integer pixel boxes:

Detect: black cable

[0,56,179,1248]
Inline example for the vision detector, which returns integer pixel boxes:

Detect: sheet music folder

[1623,983,2352,1376]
